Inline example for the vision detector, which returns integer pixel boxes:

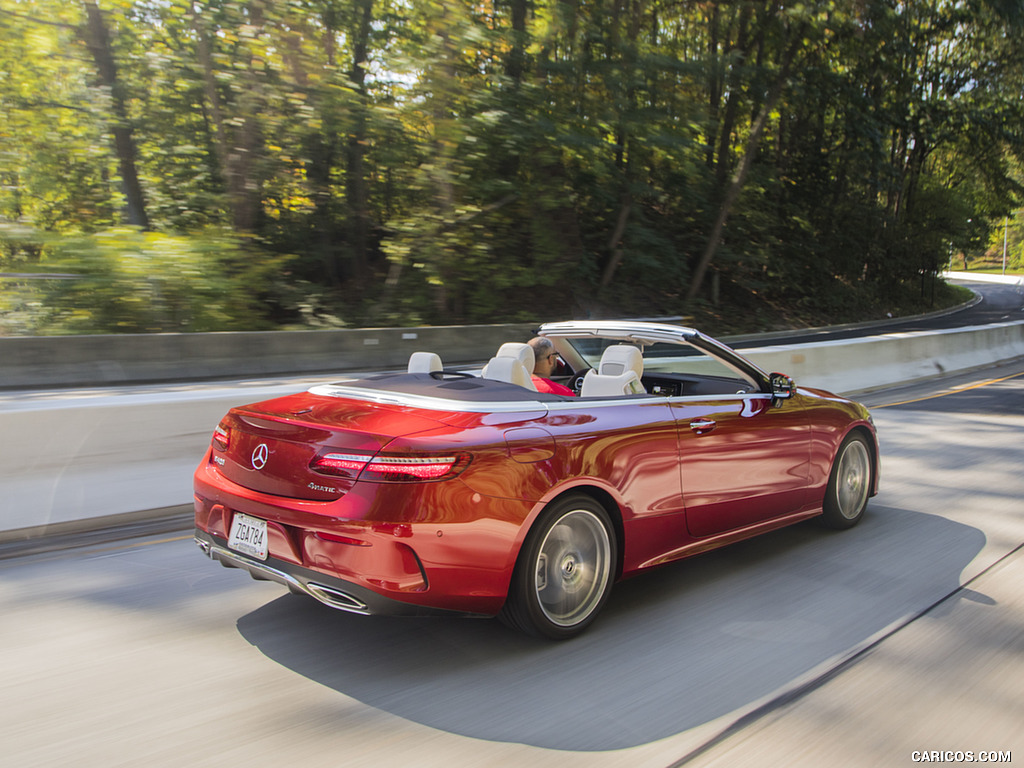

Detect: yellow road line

[875,370,1024,408]
[0,532,194,569]
[89,534,193,555]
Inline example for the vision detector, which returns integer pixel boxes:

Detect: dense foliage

[2,0,1023,334]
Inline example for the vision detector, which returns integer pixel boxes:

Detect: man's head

[528,336,558,377]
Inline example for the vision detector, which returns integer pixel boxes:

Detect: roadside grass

[961,266,1024,276]
[958,253,1023,276]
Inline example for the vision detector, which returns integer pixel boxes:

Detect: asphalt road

[2,357,1022,767]
[730,277,1024,348]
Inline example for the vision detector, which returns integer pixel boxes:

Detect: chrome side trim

[199,541,371,616]
[306,382,776,413]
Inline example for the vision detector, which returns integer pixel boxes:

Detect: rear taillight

[212,423,230,451]
[309,453,368,479]
[310,451,471,483]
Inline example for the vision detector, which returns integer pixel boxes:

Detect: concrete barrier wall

[0,323,536,389]
[0,380,340,539]
[943,270,1024,286]
[1,271,1011,390]
[2,320,1023,541]
[740,321,1024,396]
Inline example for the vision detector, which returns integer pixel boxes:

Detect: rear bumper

[194,528,490,618]
[193,452,534,615]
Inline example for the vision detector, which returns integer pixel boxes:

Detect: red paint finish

[673,394,812,537]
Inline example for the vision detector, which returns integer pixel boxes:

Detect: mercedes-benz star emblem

[251,443,269,470]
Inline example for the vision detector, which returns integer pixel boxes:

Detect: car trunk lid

[211,393,451,501]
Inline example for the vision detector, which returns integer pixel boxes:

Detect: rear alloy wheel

[821,432,872,529]
[500,495,616,640]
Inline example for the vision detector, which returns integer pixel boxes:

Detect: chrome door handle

[689,419,716,434]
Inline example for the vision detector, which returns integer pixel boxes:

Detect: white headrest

[494,342,535,371]
[407,351,442,374]
[481,356,537,391]
[599,345,644,377]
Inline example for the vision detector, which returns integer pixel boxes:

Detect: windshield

[566,338,758,388]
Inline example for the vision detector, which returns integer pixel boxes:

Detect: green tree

[5,0,1024,335]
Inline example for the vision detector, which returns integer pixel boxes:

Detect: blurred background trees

[1,0,1023,334]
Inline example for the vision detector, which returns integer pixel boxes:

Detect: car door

[671,393,812,538]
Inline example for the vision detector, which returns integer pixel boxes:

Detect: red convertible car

[193,321,878,639]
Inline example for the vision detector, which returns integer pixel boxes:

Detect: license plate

[227,513,268,561]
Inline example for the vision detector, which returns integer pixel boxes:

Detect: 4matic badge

[251,443,269,470]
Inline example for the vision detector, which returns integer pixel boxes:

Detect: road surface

[731,277,1024,348]
[1,358,1021,767]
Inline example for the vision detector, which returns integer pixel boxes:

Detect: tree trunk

[600,193,632,288]
[507,0,528,82]
[191,2,228,183]
[346,0,374,282]
[685,28,805,303]
[82,1,149,229]
[598,0,643,287]
[713,3,753,187]
[705,4,721,169]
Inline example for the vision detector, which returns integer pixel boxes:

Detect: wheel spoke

[535,509,611,627]
[836,440,870,519]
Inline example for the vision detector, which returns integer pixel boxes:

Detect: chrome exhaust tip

[306,583,369,613]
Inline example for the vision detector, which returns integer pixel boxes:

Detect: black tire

[820,432,872,529]
[500,494,616,640]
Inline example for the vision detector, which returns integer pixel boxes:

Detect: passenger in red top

[528,337,576,396]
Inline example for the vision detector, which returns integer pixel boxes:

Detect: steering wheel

[568,368,591,395]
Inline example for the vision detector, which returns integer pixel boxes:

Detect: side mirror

[769,372,796,405]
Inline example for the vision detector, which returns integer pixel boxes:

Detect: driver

[528,337,576,396]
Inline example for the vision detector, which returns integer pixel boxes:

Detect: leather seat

[482,356,537,390]
[407,351,443,374]
[481,342,537,390]
[580,345,646,397]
